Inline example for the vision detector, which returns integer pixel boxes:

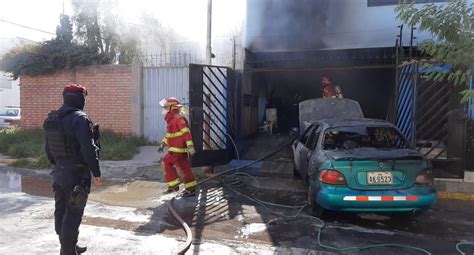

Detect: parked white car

[0,107,21,128]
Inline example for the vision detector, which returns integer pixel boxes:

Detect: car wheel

[307,184,326,218]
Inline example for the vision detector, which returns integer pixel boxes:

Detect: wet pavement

[1,169,474,255]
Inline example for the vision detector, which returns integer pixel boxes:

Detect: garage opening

[242,48,397,134]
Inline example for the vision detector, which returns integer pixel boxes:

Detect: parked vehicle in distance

[0,107,21,128]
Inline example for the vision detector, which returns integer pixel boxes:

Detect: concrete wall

[20,64,141,135]
[130,63,143,136]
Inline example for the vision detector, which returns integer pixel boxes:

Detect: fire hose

[166,135,474,255]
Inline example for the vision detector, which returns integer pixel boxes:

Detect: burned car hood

[324,148,423,161]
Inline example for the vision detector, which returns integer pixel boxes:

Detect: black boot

[181,189,196,197]
[163,186,179,194]
[76,245,87,254]
[60,246,78,255]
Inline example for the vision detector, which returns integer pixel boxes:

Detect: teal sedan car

[292,118,436,217]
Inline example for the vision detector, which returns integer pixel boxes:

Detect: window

[323,126,411,150]
[368,0,447,7]
[300,125,315,144]
[305,125,321,150]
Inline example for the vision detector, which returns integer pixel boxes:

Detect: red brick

[20,64,132,134]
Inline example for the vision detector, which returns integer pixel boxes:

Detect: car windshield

[323,126,411,150]
[0,109,20,117]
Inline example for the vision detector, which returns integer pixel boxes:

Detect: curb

[437,191,474,201]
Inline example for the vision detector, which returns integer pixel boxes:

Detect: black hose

[168,134,297,254]
[197,135,297,186]
[168,197,193,255]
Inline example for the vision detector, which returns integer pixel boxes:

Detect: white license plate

[367,172,393,185]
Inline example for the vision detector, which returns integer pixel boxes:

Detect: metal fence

[394,62,454,160]
[188,64,235,166]
[141,51,235,68]
[395,63,416,145]
[143,67,189,142]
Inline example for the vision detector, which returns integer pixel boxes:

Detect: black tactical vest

[43,110,75,160]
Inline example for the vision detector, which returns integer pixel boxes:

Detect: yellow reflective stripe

[169,147,188,153]
[165,127,191,138]
[186,140,194,146]
[168,178,180,187]
[161,137,168,145]
[185,180,197,189]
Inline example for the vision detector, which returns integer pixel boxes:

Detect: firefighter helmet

[321,76,333,86]
[159,97,183,111]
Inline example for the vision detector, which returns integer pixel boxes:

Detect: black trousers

[53,184,87,253]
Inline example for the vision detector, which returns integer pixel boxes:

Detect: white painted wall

[0,72,20,109]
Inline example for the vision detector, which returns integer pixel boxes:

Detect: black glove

[158,144,165,153]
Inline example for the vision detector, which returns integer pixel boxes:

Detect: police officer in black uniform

[44,84,102,255]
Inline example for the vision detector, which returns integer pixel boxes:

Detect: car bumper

[314,183,437,212]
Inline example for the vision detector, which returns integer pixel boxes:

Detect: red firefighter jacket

[322,85,337,98]
[162,111,194,153]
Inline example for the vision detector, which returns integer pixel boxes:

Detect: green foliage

[0,15,104,79]
[396,0,474,102]
[12,154,51,170]
[0,127,148,169]
[0,128,44,158]
[99,130,147,160]
[0,128,50,169]
[0,0,142,79]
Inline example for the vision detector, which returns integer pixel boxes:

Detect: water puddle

[0,170,22,193]
[0,170,167,208]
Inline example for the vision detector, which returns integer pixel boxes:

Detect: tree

[72,0,141,64]
[396,0,474,103]
[118,26,142,64]
[56,14,73,46]
[139,13,179,53]
[72,0,117,63]
[1,15,100,79]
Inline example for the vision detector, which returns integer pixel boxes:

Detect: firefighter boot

[181,189,196,197]
[163,186,179,194]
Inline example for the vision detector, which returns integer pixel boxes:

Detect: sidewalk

[435,171,474,201]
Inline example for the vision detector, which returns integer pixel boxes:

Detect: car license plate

[367,172,393,185]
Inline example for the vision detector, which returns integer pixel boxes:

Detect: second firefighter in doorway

[158,97,197,197]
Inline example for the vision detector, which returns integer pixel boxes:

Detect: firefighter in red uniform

[158,97,197,197]
[321,76,338,98]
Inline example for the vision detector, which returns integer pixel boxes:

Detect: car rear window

[0,109,20,116]
[323,126,411,150]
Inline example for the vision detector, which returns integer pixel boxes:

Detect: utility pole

[409,25,417,59]
[397,25,404,61]
[231,35,236,69]
[206,0,212,65]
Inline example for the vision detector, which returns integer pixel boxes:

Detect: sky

[0,0,246,44]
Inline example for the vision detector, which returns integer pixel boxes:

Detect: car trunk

[326,148,424,190]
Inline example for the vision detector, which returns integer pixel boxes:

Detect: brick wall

[20,64,136,134]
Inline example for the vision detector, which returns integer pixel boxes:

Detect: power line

[0,18,55,35]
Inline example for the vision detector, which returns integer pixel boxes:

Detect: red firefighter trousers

[162,152,197,190]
